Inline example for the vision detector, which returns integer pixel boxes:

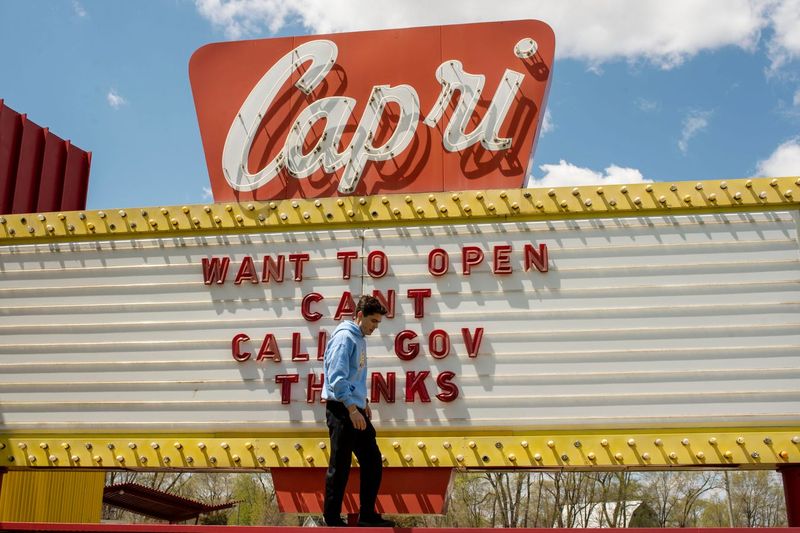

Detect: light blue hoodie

[321,320,368,409]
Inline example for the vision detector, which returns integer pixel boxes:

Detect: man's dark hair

[356,295,387,317]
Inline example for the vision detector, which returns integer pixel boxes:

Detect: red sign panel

[189,20,555,202]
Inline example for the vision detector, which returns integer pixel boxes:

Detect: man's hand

[365,403,372,420]
[349,408,366,430]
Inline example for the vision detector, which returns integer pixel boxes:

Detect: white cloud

[72,0,87,18]
[194,0,776,69]
[765,0,800,73]
[756,138,800,176]
[636,97,660,112]
[106,89,127,110]
[195,0,293,39]
[678,110,711,154]
[793,89,800,107]
[526,160,652,188]
[202,186,214,200]
[540,109,554,135]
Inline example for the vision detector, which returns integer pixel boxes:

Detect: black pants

[324,401,383,520]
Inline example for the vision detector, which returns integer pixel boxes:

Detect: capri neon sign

[190,20,555,200]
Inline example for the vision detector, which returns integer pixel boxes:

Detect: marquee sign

[1,178,799,472]
[1,205,797,434]
[189,20,555,202]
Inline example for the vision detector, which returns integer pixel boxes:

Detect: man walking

[322,295,394,527]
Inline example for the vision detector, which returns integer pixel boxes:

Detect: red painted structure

[782,466,800,527]
[0,99,91,215]
[103,483,237,524]
[271,467,452,515]
[190,20,554,202]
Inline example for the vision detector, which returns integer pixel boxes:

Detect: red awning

[103,483,237,523]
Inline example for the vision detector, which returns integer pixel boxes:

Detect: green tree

[485,471,537,527]
[639,471,719,527]
[444,472,491,527]
[226,473,285,525]
[701,496,734,527]
[545,472,600,527]
[727,471,786,527]
[595,471,639,527]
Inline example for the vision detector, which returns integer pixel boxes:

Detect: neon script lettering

[222,38,538,195]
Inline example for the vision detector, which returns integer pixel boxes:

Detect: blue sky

[1,0,799,210]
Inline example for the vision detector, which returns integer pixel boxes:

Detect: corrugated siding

[0,211,798,432]
[0,99,90,215]
[0,470,104,521]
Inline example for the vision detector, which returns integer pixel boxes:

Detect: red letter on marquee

[275,374,299,404]
[405,371,431,402]
[231,333,251,362]
[372,289,395,318]
[257,333,281,362]
[394,330,420,361]
[407,288,432,318]
[435,371,459,402]
[336,251,359,280]
[461,327,484,358]
[334,291,356,320]
[462,246,484,275]
[288,253,310,281]
[493,245,513,274]
[524,243,549,272]
[428,248,449,276]
[370,372,396,403]
[261,255,285,282]
[202,257,230,285]
[367,250,388,278]
[307,373,324,403]
[234,256,259,285]
[301,292,324,322]
[317,330,328,361]
[292,332,309,361]
[429,329,451,359]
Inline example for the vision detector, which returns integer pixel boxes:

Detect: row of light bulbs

[554,178,800,209]
[0,192,535,234]
[4,435,798,467]
[389,436,800,465]
[5,440,305,467]
[2,178,799,238]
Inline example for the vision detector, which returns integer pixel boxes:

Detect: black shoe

[358,514,395,527]
[323,515,348,527]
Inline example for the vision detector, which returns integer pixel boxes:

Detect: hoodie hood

[333,320,363,339]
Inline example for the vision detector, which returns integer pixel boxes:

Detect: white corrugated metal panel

[0,212,798,432]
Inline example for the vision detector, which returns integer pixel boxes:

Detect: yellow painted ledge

[1,428,798,470]
[1,177,799,245]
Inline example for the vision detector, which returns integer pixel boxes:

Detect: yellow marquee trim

[1,177,799,245]
[2,427,798,469]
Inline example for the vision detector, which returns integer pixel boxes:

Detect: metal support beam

[780,465,800,527]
